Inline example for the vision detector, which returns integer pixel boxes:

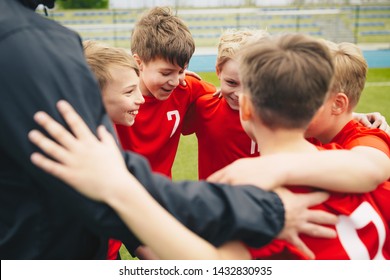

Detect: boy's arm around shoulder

[183,74,217,102]
[181,75,217,135]
[208,149,390,193]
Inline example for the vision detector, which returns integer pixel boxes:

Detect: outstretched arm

[208,148,390,193]
[28,100,337,258]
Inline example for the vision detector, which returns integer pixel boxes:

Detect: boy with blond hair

[83,40,144,259]
[83,40,144,128]
[115,7,216,177]
[182,29,267,179]
[306,40,390,157]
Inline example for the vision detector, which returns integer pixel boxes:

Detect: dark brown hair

[239,33,334,129]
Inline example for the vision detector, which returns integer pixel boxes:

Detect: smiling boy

[114,7,216,177]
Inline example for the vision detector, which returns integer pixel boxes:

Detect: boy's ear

[332,92,349,115]
[133,54,143,70]
[215,66,221,80]
[239,93,253,121]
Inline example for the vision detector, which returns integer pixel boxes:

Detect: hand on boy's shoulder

[179,74,216,98]
[179,70,202,87]
[184,70,202,81]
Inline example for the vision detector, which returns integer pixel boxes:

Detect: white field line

[365,82,390,87]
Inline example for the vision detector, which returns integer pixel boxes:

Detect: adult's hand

[274,187,337,259]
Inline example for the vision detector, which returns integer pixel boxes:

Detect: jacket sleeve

[0,25,141,252]
[123,151,285,248]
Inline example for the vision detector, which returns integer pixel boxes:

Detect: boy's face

[238,91,256,142]
[304,95,335,141]
[102,65,144,126]
[138,57,186,101]
[218,59,242,111]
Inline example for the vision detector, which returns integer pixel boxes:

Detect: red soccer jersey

[371,182,390,225]
[331,120,390,156]
[115,75,216,177]
[246,146,390,260]
[248,183,390,259]
[328,119,390,226]
[107,239,122,260]
[182,94,259,179]
[249,121,390,259]
[309,120,390,157]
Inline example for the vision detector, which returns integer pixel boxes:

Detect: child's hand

[274,187,337,260]
[207,156,284,190]
[212,89,222,98]
[180,70,202,86]
[353,112,390,135]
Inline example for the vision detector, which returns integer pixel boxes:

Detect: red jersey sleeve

[182,76,215,135]
[346,135,390,157]
[185,75,216,103]
[332,120,390,157]
[181,101,198,136]
[245,240,310,260]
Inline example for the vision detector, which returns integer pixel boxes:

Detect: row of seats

[189,23,319,30]
[73,11,132,16]
[58,18,387,29]
[361,30,390,36]
[83,36,129,41]
[81,30,325,42]
[193,30,323,38]
[351,14,390,19]
[58,19,103,24]
[354,22,385,27]
[341,5,390,11]
[80,30,390,39]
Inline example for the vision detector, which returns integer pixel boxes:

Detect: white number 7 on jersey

[167,110,180,138]
[337,201,386,259]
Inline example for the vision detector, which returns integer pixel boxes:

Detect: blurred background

[40,0,390,50]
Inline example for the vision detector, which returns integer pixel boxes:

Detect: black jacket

[0,0,284,259]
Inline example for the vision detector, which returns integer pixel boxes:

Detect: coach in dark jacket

[0,0,330,259]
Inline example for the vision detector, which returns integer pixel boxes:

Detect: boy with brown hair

[115,7,216,177]
[235,34,390,260]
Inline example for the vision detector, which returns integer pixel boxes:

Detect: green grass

[122,68,390,259]
[356,68,390,120]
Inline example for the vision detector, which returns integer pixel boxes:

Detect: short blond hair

[324,40,367,110]
[216,29,269,72]
[83,40,139,90]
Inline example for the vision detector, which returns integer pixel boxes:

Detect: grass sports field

[120,67,390,259]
